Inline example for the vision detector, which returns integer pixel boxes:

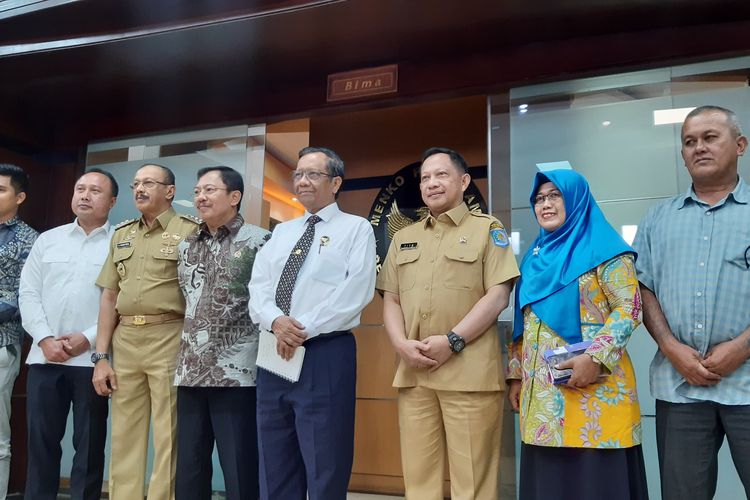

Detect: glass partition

[87,124,266,227]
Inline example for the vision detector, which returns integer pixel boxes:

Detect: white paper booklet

[256,329,305,383]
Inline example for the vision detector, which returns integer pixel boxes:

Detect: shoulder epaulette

[179,213,202,225]
[469,211,492,219]
[115,218,138,230]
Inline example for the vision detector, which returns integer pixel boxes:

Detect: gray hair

[683,105,744,138]
[298,147,345,179]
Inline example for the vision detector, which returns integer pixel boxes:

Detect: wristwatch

[447,331,466,353]
[91,352,110,364]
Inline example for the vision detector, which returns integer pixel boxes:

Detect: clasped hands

[396,335,453,371]
[665,337,748,386]
[39,333,90,363]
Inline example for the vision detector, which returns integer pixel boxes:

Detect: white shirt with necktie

[248,202,376,339]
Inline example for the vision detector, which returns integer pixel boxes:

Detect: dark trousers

[656,399,750,500]
[257,333,356,500]
[175,386,259,500]
[25,364,109,500]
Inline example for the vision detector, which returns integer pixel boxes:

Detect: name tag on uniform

[400,242,418,250]
[116,242,132,248]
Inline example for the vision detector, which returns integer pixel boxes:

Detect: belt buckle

[133,315,146,326]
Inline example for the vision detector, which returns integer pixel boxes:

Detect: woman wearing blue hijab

[507,170,648,499]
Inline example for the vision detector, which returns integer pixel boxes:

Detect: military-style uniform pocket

[443,245,480,290]
[395,249,421,291]
[113,245,135,279]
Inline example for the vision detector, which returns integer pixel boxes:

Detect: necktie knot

[307,215,322,226]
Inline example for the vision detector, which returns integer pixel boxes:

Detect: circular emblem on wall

[367,161,487,274]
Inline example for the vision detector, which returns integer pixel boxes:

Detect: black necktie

[275,215,322,315]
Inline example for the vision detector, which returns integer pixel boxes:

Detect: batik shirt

[0,216,38,347]
[175,214,270,387]
[508,255,643,448]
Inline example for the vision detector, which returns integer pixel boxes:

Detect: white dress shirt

[249,203,376,338]
[20,220,113,366]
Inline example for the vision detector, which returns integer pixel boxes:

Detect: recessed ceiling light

[519,104,528,110]
[602,121,611,127]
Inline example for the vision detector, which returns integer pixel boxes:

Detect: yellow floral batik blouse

[507,254,643,448]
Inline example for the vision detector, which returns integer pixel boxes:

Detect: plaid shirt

[0,216,38,346]
[633,177,750,405]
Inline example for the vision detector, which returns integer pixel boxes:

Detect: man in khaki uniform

[377,147,519,500]
[92,164,199,500]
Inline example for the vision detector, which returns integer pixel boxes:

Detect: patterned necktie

[275,215,322,315]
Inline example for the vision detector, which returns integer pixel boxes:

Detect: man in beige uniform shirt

[92,164,199,500]
[377,147,519,500]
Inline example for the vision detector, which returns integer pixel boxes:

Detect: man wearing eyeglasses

[634,105,750,500]
[174,166,270,500]
[248,147,376,500]
[92,163,199,500]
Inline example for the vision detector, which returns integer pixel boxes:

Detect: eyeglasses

[193,185,229,197]
[130,180,171,190]
[291,170,334,182]
[533,191,563,206]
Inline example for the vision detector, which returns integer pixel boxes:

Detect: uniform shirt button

[699,262,705,267]
[145,233,150,238]
[696,323,703,329]
[696,291,703,297]
[703,236,708,241]
[434,234,440,239]
[421,313,428,320]
[424,285,429,290]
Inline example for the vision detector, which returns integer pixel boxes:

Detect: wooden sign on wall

[327,64,398,102]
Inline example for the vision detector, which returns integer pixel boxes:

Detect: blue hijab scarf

[512,169,635,343]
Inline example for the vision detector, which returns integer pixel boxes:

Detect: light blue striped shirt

[633,177,750,405]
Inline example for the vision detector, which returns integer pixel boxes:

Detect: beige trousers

[398,386,503,500]
[109,320,181,500]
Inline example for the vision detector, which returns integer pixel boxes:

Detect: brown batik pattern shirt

[175,214,271,387]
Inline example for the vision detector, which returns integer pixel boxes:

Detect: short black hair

[298,146,345,179]
[0,163,30,194]
[82,168,119,197]
[420,147,469,174]
[197,166,244,210]
[141,163,176,185]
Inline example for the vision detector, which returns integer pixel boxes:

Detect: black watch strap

[447,331,466,353]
